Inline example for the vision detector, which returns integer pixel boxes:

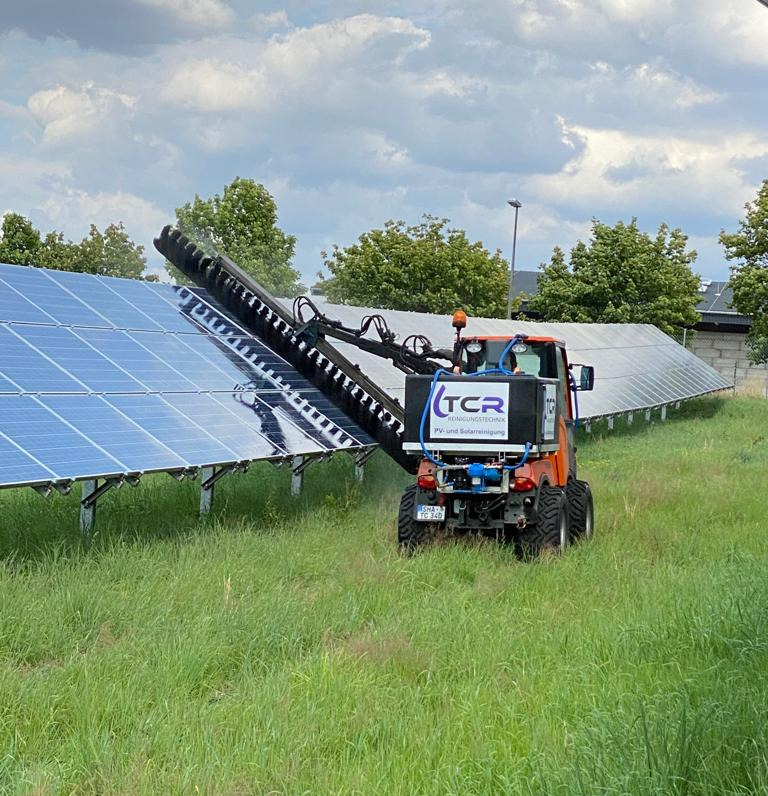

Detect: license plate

[416,505,446,522]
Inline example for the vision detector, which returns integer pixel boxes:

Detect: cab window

[461,340,555,377]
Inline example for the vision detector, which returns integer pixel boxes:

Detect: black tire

[516,483,569,558]
[567,479,594,542]
[397,485,441,550]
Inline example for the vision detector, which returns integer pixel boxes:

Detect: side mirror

[570,363,595,391]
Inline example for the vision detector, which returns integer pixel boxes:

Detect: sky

[1,0,767,284]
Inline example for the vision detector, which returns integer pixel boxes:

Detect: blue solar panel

[42,270,165,331]
[0,277,55,325]
[0,263,372,488]
[13,325,145,393]
[0,265,110,328]
[166,287,252,337]
[158,392,288,460]
[74,328,198,392]
[39,395,189,473]
[130,331,241,392]
[104,394,246,466]
[110,279,204,334]
[0,373,20,393]
[0,396,124,477]
[208,390,327,455]
[0,432,57,485]
[0,325,84,393]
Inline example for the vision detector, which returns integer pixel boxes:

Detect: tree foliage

[173,177,303,297]
[76,223,149,280]
[322,216,510,317]
[720,179,768,363]
[0,213,43,266]
[527,219,701,336]
[0,213,151,280]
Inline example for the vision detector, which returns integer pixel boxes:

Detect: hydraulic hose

[503,442,531,471]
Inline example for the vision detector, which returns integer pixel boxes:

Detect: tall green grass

[2,396,768,794]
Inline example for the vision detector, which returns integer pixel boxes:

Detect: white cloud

[526,120,768,218]
[133,0,234,28]
[251,10,290,32]
[414,69,488,99]
[162,59,270,111]
[161,14,431,113]
[627,63,722,110]
[0,152,71,186]
[478,0,768,68]
[585,60,724,110]
[664,1,768,67]
[362,132,410,167]
[27,83,135,145]
[38,188,168,247]
[457,194,591,252]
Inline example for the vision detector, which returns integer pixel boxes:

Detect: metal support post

[627,412,634,426]
[661,405,667,421]
[674,401,681,410]
[79,477,135,537]
[645,409,652,422]
[80,478,125,537]
[291,456,306,496]
[198,465,236,516]
[607,416,614,431]
[80,480,98,536]
[200,466,214,516]
[584,420,591,434]
[353,448,376,483]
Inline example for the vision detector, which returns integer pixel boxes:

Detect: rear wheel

[397,484,441,551]
[517,484,568,558]
[567,479,594,542]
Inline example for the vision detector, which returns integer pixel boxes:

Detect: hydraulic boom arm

[154,226,451,472]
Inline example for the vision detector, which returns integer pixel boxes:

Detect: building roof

[695,280,751,330]
[509,269,540,298]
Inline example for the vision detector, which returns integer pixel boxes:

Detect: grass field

[2,396,768,795]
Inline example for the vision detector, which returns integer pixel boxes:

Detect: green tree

[0,213,42,265]
[0,212,152,280]
[720,179,768,363]
[173,177,303,297]
[527,219,701,336]
[74,223,151,280]
[323,216,510,317]
[37,231,81,272]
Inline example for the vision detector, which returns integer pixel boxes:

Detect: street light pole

[506,199,522,319]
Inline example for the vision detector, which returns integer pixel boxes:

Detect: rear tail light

[417,474,437,490]
[512,476,536,492]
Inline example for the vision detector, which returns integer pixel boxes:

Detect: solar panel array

[291,300,732,419]
[0,264,373,490]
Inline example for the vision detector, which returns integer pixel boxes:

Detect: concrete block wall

[691,330,768,396]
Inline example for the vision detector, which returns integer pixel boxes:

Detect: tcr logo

[432,385,505,418]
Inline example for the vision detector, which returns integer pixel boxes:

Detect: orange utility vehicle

[398,313,595,553]
[155,226,595,556]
